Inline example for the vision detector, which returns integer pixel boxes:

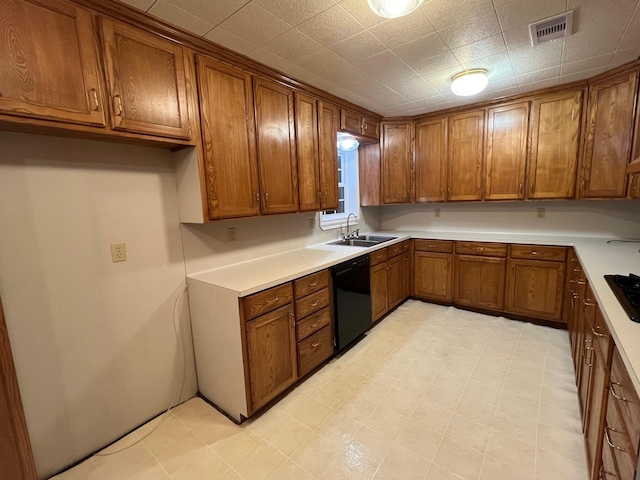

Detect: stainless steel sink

[327,235,397,247]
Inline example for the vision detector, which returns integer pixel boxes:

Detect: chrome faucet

[346,213,359,240]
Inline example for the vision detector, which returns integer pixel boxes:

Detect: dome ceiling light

[337,132,359,152]
[367,0,425,19]
[450,69,489,97]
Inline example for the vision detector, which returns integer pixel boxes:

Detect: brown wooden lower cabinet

[414,251,452,302]
[387,254,404,310]
[370,243,412,323]
[454,254,506,311]
[371,261,388,322]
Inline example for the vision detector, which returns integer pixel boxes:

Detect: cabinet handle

[90,89,100,111]
[604,428,627,452]
[113,95,124,116]
[265,296,279,304]
[530,251,539,255]
[591,327,606,338]
[318,191,322,203]
[255,191,260,207]
[310,301,319,307]
[582,299,596,307]
[519,183,523,195]
[476,247,485,252]
[530,182,535,194]
[571,293,578,309]
[573,267,581,272]
[308,281,318,287]
[609,382,629,402]
[311,341,321,348]
[310,322,319,328]
[447,187,451,198]
[577,279,586,285]
[264,192,269,206]
[440,187,443,196]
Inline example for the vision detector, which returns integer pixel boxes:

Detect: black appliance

[332,255,372,351]
[604,273,640,323]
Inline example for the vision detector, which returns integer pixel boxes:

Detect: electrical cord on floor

[95,283,190,456]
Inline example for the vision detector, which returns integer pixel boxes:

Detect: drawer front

[296,307,331,342]
[601,434,621,480]
[593,309,612,365]
[387,242,404,258]
[456,241,507,257]
[403,240,410,253]
[510,244,567,261]
[295,287,330,319]
[297,325,333,377]
[414,239,454,253]
[294,269,330,299]
[605,408,637,480]
[610,348,640,454]
[370,248,388,266]
[244,283,293,321]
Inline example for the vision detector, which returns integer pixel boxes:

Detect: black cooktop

[605,274,640,323]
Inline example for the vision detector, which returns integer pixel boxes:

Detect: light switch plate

[537,208,545,218]
[435,209,441,218]
[111,243,127,262]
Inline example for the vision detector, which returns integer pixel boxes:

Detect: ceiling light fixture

[337,132,359,152]
[367,0,424,19]
[450,69,489,96]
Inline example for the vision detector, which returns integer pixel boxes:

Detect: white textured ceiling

[123,0,640,116]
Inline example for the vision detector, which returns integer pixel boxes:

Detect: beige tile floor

[51,300,588,480]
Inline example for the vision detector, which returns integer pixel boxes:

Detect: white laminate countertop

[187,230,640,393]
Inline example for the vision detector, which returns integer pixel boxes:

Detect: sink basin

[327,235,398,247]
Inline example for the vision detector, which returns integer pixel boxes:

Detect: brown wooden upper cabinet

[0,0,105,127]
[527,89,583,199]
[254,77,299,214]
[318,101,340,210]
[381,122,413,204]
[195,55,260,220]
[448,110,484,201]
[340,108,380,140]
[100,18,191,139]
[582,71,638,198]
[415,117,447,202]
[485,102,529,200]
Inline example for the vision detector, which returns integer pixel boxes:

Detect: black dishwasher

[332,255,372,352]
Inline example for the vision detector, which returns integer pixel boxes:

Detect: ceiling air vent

[529,11,574,46]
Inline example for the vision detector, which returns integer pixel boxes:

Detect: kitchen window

[320,147,359,229]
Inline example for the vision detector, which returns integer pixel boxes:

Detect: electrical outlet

[537,208,545,218]
[227,227,236,242]
[435,209,441,218]
[309,217,316,229]
[110,243,127,263]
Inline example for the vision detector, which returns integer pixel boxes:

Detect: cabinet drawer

[509,244,567,261]
[244,283,293,321]
[414,239,453,253]
[387,242,404,258]
[593,309,612,364]
[403,240,410,252]
[296,307,331,342]
[456,241,507,257]
[370,248,388,266]
[610,348,640,454]
[297,325,333,377]
[605,406,637,480]
[295,288,330,319]
[294,270,330,299]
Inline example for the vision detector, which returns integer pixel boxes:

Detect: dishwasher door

[332,255,372,352]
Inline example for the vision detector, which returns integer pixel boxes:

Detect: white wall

[380,201,640,238]
[0,132,197,479]
[181,206,381,274]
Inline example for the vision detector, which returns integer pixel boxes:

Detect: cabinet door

[630,174,640,199]
[340,109,362,136]
[0,0,105,126]
[505,259,565,321]
[403,252,411,300]
[578,285,598,421]
[318,101,340,210]
[254,77,299,214]
[528,90,583,199]
[371,262,388,322]
[361,115,380,140]
[246,304,297,412]
[359,143,381,206]
[485,102,529,200]
[382,122,413,204]
[415,117,447,202]
[414,252,452,302]
[448,110,484,201]
[196,55,260,219]
[100,18,190,139]
[387,254,404,310]
[454,255,506,310]
[585,334,609,478]
[583,72,638,198]
[295,93,320,212]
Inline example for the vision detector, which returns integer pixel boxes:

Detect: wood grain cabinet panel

[371,262,388,322]
[454,255,506,311]
[415,117,447,202]
[528,90,583,199]
[361,115,380,140]
[448,110,484,201]
[254,77,299,214]
[0,0,105,126]
[505,259,565,321]
[340,108,361,135]
[414,252,452,302]
[582,72,638,198]
[295,93,321,211]
[297,325,332,377]
[246,304,297,411]
[318,101,340,210]
[387,254,404,310]
[485,102,529,200]
[359,143,381,206]
[403,252,411,299]
[243,283,293,321]
[382,122,413,204]
[100,18,190,139]
[196,55,260,220]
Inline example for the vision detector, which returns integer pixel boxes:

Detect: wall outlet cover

[227,227,236,242]
[435,209,441,218]
[537,208,546,218]
[309,217,316,229]
[110,243,127,262]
